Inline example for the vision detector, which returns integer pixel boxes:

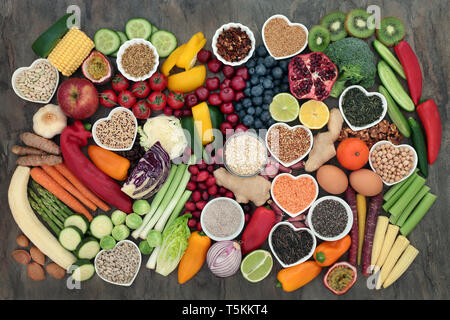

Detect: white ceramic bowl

[262,14,308,60]
[212,22,256,66]
[338,85,388,131]
[11,58,59,104]
[116,39,159,81]
[268,221,317,268]
[369,140,418,186]
[265,122,313,168]
[307,196,353,241]
[92,107,138,151]
[94,240,142,287]
[200,197,245,241]
[270,173,319,218]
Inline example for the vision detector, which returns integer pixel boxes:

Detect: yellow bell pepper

[161,44,186,77]
[192,102,213,145]
[176,32,206,70]
[167,65,206,93]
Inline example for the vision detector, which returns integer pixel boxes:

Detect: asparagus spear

[42,197,67,222]
[29,197,61,235]
[28,189,64,228]
[32,180,73,216]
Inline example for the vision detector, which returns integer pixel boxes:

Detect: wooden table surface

[1,0,449,300]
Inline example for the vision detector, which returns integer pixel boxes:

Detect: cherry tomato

[149,72,168,91]
[111,73,130,92]
[132,100,151,119]
[118,90,137,108]
[167,91,185,110]
[99,89,117,108]
[147,91,166,111]
[131,81,151,98]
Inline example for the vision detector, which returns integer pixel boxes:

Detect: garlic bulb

[32,104,67,139]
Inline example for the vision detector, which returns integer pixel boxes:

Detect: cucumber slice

[94,28,121,55]
[64,214,89,234]
[125,18,153,40]
[32,13,71,57]
[152,25,159,34]
[58,226,83,251]
[90,215,113,239]
[112,224,130,241]
[100,235,116,250]
[71,259,95,282]
[150,30,177,58]
[116,30,128,44]
[76,237,100,259]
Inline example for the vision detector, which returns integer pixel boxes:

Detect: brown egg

[349,169,383,196]
[317,165,348,194]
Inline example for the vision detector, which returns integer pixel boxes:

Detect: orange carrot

[41,164,97,211]
[54,163,111,211]
[30,167,93,221]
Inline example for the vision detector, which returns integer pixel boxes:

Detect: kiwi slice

[345,8,375,38]
[376,16,406,47]
[308,25,331,52]
[321,11,348,41]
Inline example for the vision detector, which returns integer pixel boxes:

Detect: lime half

[240,249,273,283]
[269,93,300,122]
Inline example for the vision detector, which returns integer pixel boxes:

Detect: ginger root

[213,168,271,206]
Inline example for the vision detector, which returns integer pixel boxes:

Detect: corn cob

[375,224,399,270]
[376,235,410,289]
[383,245,419,288]
[371,216,389,268]
[48,27,94,76]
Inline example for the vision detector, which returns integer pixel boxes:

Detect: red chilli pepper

[241,206,276,255]
[60,121,133,213]
[416,99,442,164]
[394,41,422,105]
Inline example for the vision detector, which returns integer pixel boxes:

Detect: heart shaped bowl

[265,122,313,168]
[94,240,142,287]
[262,14,308,60]
[338,85,388,131]
[307,196,353,241]
[11,58,59,104]
[117,39,159,82]
[92,106,138,151]
[268,221,317,268]
[369,140,418,186]
[212,22,256,66]
[270,173,319,218]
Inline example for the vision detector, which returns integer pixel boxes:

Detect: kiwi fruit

[320,11,348,41]
[308,25,331,52]
[376,16,406,47]
[345,8,376,38]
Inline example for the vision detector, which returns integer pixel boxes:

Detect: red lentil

[272,175,316,214]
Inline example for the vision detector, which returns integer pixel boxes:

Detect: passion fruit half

[82,50,113,85]
[323,261,357,295]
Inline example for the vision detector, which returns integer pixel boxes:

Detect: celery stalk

[382,174,418,212]
[163,190,192,233]
[396,186,430,227]
[389,175,426,217]
[400,193,437,236]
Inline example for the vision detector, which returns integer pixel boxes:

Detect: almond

[27,262,45,281]
[16,234,30,247]
[30,246,45,265]
[45,263,66,280]
[12,249,31,265]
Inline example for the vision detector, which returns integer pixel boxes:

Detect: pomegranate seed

[197,160,207,170]
[192,210,201,219]
[207,165,215,173]
[225,191,234,198]
[196,221,203,232]
[196,201,207,210]
[208,185,218,196]
[188,166,199,175]
[188,218,197,228]
[205,176,216,187]
[219,187,227,194]
[186,181,197,191]
[244,213,251,224]
[196,171,209,182]
[202,191,209,201]
[197,49,212,63]
[198,182,207,190]
[192,190,201,202]
[185,201,196,211]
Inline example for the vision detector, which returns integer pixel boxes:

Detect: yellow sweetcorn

[167,65,206,93]
[383,245,419,288]
[192,102,213,145]
[48,27,94,77]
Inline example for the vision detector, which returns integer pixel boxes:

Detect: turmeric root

[20,132,60,155]
[16,155,62,166]
[213,167,271,206]
[11,145,47,156]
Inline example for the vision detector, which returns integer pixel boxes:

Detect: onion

[207,241,241,278]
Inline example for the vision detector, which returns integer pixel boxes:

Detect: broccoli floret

[324,37,376,97]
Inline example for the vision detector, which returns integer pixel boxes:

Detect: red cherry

[208,93,223,106]
[222,65,235,78]
[231,76,246,91]
[197,49,212,63]
[205,77,220,91]
[235,67,249,81]
[219,87,235,103]
[220,102,234,114]
[220,122,233,135]
[207,58,223,73]
[195,86,210,101]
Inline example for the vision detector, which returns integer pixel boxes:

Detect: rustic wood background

[0,0,449,300]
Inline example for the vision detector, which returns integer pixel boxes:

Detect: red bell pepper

[394,41,422,105]
[60,121,133,213]
[417,99,442,164]
[241,206,276,255]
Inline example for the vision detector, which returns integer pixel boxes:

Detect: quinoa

[121,43,156,78]
[224,133,266,176]
[263,17,306,58]
[267,125,311,163]
[95,110,136,149]
[202,199,242,238]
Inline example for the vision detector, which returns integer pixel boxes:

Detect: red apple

[57,78,99,119]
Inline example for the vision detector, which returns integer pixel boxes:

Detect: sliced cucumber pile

[94,28,121,55]
[125,18,153,40]
[151,30,177,58]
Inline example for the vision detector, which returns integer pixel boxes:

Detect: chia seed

[311,199,348,238]
[271,225,313,265]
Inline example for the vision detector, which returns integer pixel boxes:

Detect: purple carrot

[289,221,306,228]
[345,186,358,266]
[278,162,292,173]
[268,199,284,223]
[289,160,305,170]
[287,214,306,222]
[362,194,383,276]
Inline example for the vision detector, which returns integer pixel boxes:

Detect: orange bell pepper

[167,65,206,93]
[178,231,211,284]
[161,44,186,76]
[313,235,351,267]
[175,32,206,70]
[87,145,130,181]
[277,261,322,292]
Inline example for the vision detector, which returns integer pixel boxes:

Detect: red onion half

[206,241,241,277]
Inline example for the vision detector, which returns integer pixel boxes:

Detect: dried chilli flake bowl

[368,140,418,186]
[265,122,313,168]
[200,197,245,241]
[116,39,159,82]
[307,196,353,241]
[94,240,142,287]
[268,221,317,268]
[261,14,309,60]
[211,22,256,66]
[92,106,138,152]
[338,85,388,132]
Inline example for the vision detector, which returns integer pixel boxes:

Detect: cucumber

[94,28,121,55]
[75,237,100,259]
[377,60,415,112]
[89,215,113,239]
[408,117,428,177]
[379,85,411,138]
[373,40,406,80]
[125,18,153,40]
[58,226,83,251]
[152,25,159,34]
[150,30,177,58]
[100,235,116,250]
[32,13,71,57]
[110,31,129,57]
[64,214,89,234]
[71,259,95,282]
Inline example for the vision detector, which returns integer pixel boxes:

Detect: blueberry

[273,79,281,86]
[250,76,260,85]
[251,85,264,97]
[279,60,289,72]
[261,111,271,122]
[262,78,273,89]
[238,110,247,119]
[242,98,252,108]
[263,94,273,104]
[267,118,276,127]
[244,87,251,97]
[280,83,290,92]
[263,56,276,68]
[252,96,263,106]
[256,45,268,57]
[254,119,263,129]
[273,86,281,94]
[246,107,255,115]
[255,106,263,114]
[264,89,274,97]
[257,57,265,65]
[259,77,265,84]
[235,102,243,111]
[272,67,283,79]
[282,76,290,83]
[243,114,255,127]
[255,64,267,76]
[246,59,256,68]
[262,103,270,111]
[266,75,273,81]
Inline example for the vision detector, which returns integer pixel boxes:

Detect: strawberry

[167,91,185,109]
[132,100,151,119]
[131,81,151,99]
[147,91,166,111]
[99,89,117,108]
[118,90,136,108]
